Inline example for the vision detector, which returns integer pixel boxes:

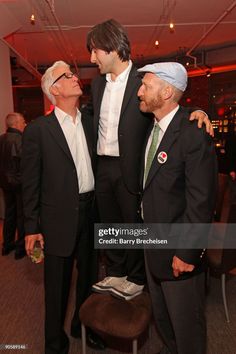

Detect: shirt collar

[106,60,132,83]
[157,105,179,133]
[54,106,81,124]
[6,127,22,135]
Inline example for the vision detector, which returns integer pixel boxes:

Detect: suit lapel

[93,77,106,139]
[46,112,74,162]
[144,107,183,189]
[119,65,140,120]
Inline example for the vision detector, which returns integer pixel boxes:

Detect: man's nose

[73,74,83,88]
[90,51,96,63]
[72,74,79,82]
[137,87,142,97]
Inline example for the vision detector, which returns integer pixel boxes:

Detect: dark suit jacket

[0,128,22,190]
[21,110,94,257]
[143,106,218,280]
[90,64,152,194]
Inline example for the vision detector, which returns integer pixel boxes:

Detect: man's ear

[50,85,59,97]
[162,85,173,101]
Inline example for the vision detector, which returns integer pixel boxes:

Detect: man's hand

[189,111,214,137]
[172,255,195,278]
[25,233,44,256]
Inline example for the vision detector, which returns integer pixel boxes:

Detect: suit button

[75,207,78,211]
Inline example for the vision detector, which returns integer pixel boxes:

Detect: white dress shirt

[55,106,94,193]
[97,60,132,156]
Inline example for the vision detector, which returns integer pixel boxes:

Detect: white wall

[0,42,13,218]
[0,41,13,134]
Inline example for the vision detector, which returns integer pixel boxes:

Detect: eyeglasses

[51,72,79,86]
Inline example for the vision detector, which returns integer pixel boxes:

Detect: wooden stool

[79,292,152,354]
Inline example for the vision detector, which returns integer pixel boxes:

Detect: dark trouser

[44,194,97,354]
[2,188,25,251]
[96,156,145,285]
[146,260,206,354]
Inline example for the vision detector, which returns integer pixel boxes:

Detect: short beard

[140,94,164,113]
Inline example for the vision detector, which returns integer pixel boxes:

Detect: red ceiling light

[30,13,35,25]
[169,22,175,33]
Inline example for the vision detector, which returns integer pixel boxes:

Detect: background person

[0,112,26,259]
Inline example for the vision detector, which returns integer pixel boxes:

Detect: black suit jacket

[21,110,94,257]
[90,64,152,194]
[0,128,22,190]
[143,106,218,280]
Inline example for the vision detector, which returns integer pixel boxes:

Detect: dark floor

[0,183,236,354]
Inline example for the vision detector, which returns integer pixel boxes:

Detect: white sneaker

[111,279,144,300]
[92,276,127,294]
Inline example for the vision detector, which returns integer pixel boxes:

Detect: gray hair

[41,60,70,105]
[5,112,24,128]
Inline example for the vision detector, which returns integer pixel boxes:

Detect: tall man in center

[87,19,212,300]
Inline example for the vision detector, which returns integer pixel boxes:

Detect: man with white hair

[21,61,105,353]
[0,112,26,259]
[138,62,217,354]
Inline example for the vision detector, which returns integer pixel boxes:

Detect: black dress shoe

[2,244,15,256]
[14,249,26,260]
[71,327,106,350]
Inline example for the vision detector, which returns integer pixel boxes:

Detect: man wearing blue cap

[138,62,217,354]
